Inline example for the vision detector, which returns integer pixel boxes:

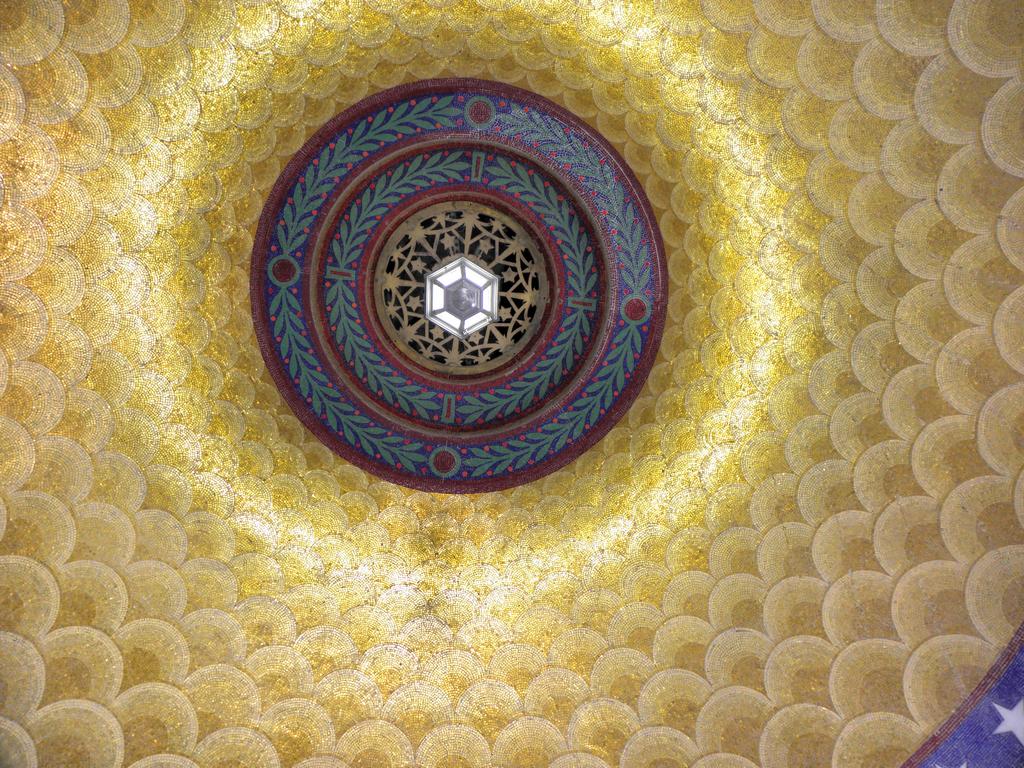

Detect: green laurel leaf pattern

[321,149,598,425]
[266,94,658,481]
[268,98,464,470]
[495,106,652,294]
[459,104,654,477]
[324,152,470,419]
[268,286,424,471]
[458,156,596,424]
[275,96,459,257]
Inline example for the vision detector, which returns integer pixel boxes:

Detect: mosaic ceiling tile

[0,0,1023,767]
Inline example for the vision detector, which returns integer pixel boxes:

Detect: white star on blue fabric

[993,698,1024,747]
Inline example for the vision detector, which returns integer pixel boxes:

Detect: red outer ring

[251,78,667,493]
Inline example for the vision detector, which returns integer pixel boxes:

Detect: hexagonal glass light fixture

[425,257,499,338]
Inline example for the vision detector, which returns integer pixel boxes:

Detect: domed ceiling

[0,1,1023,768]
[250,78,666,491]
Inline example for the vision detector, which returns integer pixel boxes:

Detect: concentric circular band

[252,79,666,492]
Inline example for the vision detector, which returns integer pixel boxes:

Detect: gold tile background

[0,0,1023,766]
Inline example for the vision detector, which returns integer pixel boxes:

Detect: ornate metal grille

[374,202,548,375]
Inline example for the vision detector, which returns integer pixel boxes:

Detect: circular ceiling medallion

[252,79,666,492]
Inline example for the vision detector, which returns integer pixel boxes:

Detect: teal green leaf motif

[324,152,470,419]
[268,98,463,469]
[458,156,596,424]
[265,93,659,482]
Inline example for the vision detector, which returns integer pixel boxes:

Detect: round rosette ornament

[252,79,665,492]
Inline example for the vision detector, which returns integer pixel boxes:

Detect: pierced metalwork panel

[375,201,549,375]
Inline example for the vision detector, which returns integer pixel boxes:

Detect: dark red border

[358,187,564,388]
[251,78,666,493]
[309,183,572,435]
